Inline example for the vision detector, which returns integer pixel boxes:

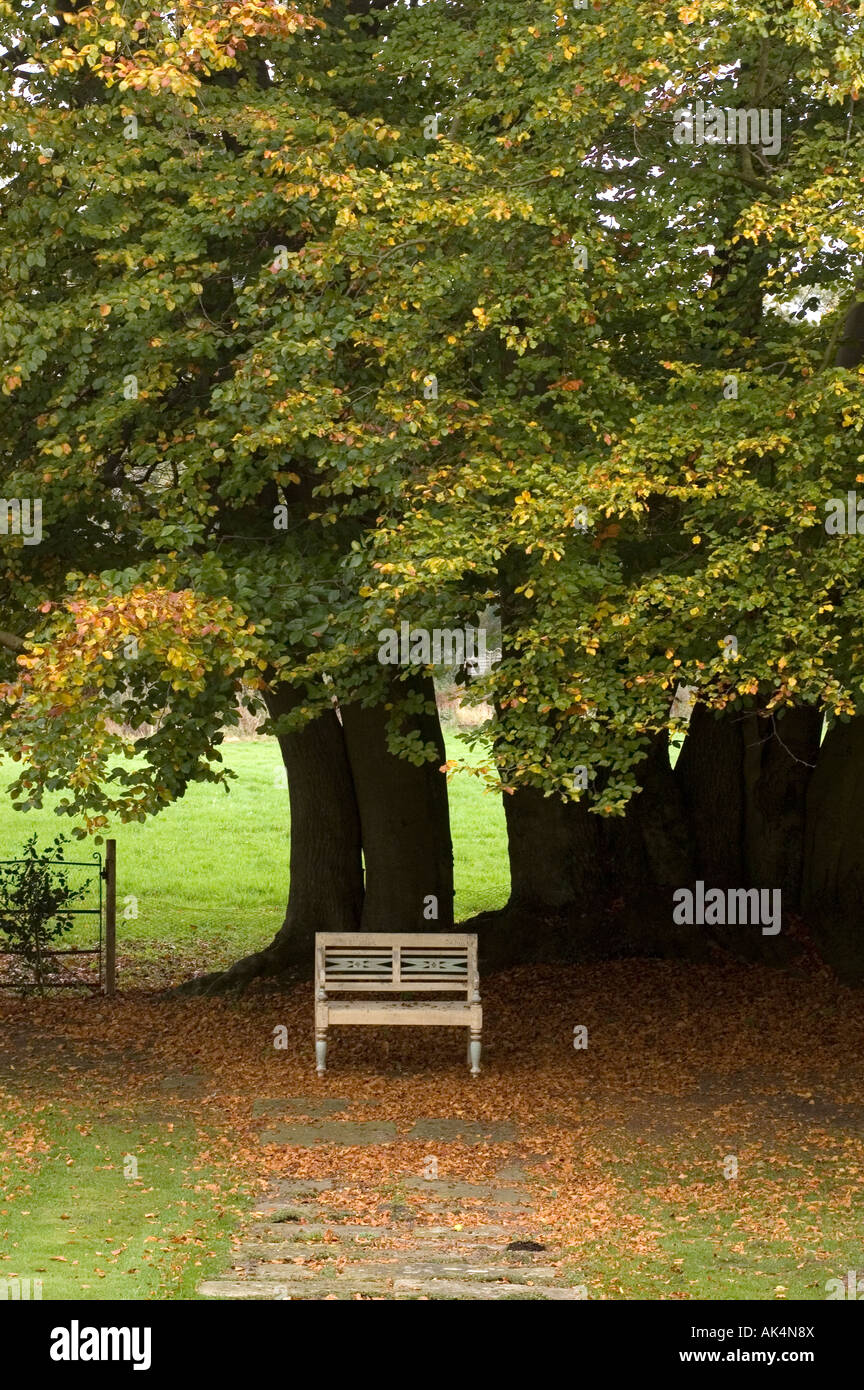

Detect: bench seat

[326,999,483,1027]
[315,932,482,1076]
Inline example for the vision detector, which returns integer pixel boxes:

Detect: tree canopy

[1,0,862,837]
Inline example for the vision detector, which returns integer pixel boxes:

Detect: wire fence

[0,843,116,994]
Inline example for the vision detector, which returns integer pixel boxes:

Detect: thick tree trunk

[602,731,695,894]
[673,704,819,959]
[798,300,864,978]
[504,786,601,913]
[803,719,864,981]
[740,706,821,908]
[480,783,603,965]
[835,301,864,368]
[476,732,699,966]
[674,704,747,889]
[341,673,454,931]
[599,730,699,952]
[180,672,453,993]
[178,684,363,992]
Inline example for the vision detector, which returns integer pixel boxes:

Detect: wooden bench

[314,933,482,1077]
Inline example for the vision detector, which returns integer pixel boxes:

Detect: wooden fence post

[104,839,116,997]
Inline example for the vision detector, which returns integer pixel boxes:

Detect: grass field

[1,1110,236,1301]
[0,733,510,977]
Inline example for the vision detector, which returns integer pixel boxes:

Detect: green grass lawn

[570,1146,864,1301]
[1,1113,236,1301]
[0,733,510,968]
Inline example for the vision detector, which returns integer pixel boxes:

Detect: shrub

[0,833,89,995]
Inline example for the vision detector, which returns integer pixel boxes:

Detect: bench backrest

[315,933,479,997]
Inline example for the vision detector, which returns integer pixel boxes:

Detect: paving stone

[392,1278,580,1301]
[242,1261,559,1285]
[272,1178,333,1196]
[386,1203,414,1223]
[252,1100,288,1118]
[391,1245,527,1262]
[201,1275,565,1301]
[395,1262,559,1283]
[260,1121,397,1146]
[201,1262,576,1300]
[239,1242,376,1261]
[406,1119,517,1143]
[286,1097,353,1116]
[405,1228,525,1239]
[244,1242,534,1264]
[234,1263,387,1284]
[199,1280,302,1300]
[251,1203,315,1219]
[404,1178,531,1205]
[201,1277,394,1300]
[246,1223,391,1242]
[219,1267,574,1301]
[495,1163,531,1182]
[231,1263,321,1279]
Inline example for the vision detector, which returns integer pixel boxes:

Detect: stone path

[200,1097,583,1301]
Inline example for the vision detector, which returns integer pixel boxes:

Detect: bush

[0,833,89,995]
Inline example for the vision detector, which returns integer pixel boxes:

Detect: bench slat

[317,933,476,949]
[321,980,470,993]
[326,1001,482,1028]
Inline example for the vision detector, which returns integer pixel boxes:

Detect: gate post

[104,839,116,997]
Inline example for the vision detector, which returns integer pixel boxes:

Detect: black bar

[3,1297,848,1378]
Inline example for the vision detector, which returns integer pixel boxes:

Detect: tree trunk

[504,786,601,913]
[799,300,864,977]
[475,732,699,966]
[602,730,695,893]
[740,706,821,908]
[674,704,819,959]
[835,300,864,368]
[340,673,454,931]
[179,683,363,992]
[599,730,700,953]
[480,783,603,964]
[803,719,864,981]
[674,704,747,890]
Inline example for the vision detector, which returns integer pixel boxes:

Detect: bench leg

[469,1030,481,1077]
[315,1029,327,1077]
